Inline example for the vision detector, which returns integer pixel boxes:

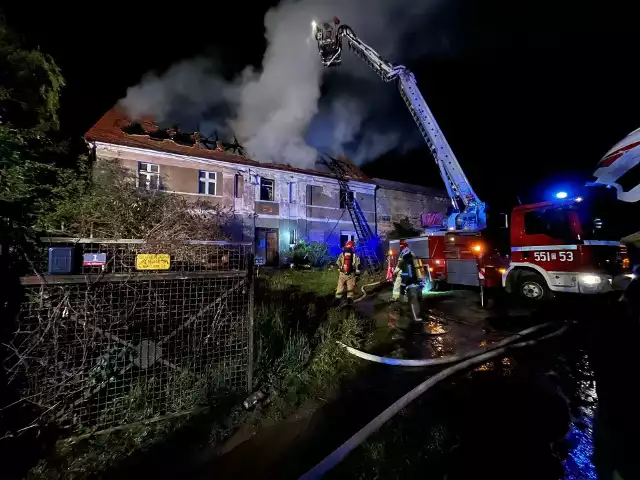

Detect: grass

[251,267,377,420]
[22,267,379,480]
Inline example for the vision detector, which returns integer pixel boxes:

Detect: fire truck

[312,18,636,301]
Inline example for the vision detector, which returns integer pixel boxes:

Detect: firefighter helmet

[345,240,355,249]
[399,239,409,250]
[592,127,640,203]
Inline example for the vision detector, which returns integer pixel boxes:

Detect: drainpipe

[374,183,379,237]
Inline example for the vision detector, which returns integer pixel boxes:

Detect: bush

[48,160,233,241]
[292,240,333,267]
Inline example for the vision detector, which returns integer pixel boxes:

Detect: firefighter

[336,240,361,304]
[391,240,418,302]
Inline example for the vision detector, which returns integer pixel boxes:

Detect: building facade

[86,108,447,265]
[374,178,451,239]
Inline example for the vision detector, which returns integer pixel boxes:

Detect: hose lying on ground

[338,321,553,367]
[299,323,568,480]
[353,281,383,303]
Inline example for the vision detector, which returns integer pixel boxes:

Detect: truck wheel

[517,271,551,301]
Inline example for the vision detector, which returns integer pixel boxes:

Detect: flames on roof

[85,107,372,183]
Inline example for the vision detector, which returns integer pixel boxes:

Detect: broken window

[199,171,217,195]
[138,162,160,190]
[307,185,322,205]
[234,174,243,198]
[339,188,354,209]
[260,178,275,201]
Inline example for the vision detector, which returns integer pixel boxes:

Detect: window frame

[340,231,356,248]
[198,170,217,196]
[260,177,275,202]
[524,208,575,240]
[306,184,322,206]
[339,188,354,209]
[138,162,160,190]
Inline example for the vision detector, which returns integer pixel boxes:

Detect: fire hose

[299,322,568,479]
[353,280,383,303]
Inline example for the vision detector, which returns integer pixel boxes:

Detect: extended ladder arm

[313,21,486,231]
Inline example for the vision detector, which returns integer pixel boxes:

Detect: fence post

[247,249,255,393]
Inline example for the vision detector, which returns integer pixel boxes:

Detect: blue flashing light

[555,191,568,199]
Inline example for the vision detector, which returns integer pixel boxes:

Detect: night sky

[4,1,638,212]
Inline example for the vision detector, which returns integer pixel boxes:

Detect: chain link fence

[2,238,253,434]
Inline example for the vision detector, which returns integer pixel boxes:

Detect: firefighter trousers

[336,272,356,299]
[391,274,403,301]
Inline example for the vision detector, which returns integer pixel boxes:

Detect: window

[524,209,574,240]
[138,162,160,190]
[339,188,354,209]
[380,214,392,222]
[524,211,546,235]
[307,185,322,205]
[289,182,297,203]
[260,177,274,201]
[198,171,217,195]
[340,232,356,248]
[234,174,243,198]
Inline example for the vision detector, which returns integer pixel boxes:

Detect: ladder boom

[313,20,486,232]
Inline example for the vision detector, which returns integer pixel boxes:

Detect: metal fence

[3,238,253,433]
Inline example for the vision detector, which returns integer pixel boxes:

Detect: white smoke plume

[119,0,450,168]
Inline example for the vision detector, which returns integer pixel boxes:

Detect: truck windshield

[577,187,638,241]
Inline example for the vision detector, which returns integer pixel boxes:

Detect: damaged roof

[374,178,447,197]
[85,107,373,183]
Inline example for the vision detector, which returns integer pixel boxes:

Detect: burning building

[85,108,447,265]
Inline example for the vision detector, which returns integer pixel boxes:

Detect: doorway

[255,228,279,266]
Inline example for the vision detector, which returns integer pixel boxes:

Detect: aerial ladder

[312,18,486,233]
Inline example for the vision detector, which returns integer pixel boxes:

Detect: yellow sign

[135,254,170,270]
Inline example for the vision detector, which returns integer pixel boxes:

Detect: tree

[49,160,233,241]
[0,20,75,243]
[0,22,64,131]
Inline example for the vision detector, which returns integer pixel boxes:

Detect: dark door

[266,231,279,266]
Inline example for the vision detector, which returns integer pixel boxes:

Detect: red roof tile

[85,107,373,183]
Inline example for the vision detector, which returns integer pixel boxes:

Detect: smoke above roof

[119,0,453,169]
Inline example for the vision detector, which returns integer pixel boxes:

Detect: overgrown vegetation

[48,159,233,240]
[252,269,374,418]
[1,17,380,479]
[291,240,334,267]
[0,20,76,244]
[23,268,377,479]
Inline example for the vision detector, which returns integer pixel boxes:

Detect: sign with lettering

[422,212,444,227]
[135,254,171,270]
[83,253,107,267]
[534,251,574,262]
[255,256,266,266]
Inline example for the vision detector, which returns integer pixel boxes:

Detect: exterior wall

[376,181,450,239]
[93,142,376,265]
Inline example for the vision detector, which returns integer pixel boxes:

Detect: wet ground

[205,285,639,479]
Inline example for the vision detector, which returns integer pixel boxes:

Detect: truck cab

[504,187,632,299]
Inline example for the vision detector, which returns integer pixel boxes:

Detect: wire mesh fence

[3,239,254,434]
